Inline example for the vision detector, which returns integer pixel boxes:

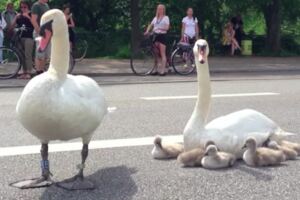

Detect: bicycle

[171,37,196,75]
[0,25,75,79]
[130,33,195,76]
[72,38,88,62]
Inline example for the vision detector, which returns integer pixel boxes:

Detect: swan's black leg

[56,144,95,190]
[10,143,53,189]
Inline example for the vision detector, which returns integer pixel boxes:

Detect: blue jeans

[0,32,3,61]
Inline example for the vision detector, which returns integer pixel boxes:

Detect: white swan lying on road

[12,9,107,190]
[183,39,294,158]
[152,39,294,159]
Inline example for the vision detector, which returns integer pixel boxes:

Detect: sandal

[17,73,31,80]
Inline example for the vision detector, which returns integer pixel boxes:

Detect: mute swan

[201,145,236,169]
[12,9,107,190]
[182,39,294,158]
[152,135,184,159]
[243,138,285,167]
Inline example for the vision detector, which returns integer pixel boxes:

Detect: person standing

[31,0,49,74]
[0,13,7,63]
[144,4,170,76]
[181,7,199,44]
[12,0,34,79]
[2,2,17,40]
[231,14,243,47]
[62,4,75,49]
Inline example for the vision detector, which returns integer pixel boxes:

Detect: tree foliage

[1,0,300,57]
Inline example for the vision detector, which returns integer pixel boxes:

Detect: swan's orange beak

[198,45,207,64]
[38,30,52,52]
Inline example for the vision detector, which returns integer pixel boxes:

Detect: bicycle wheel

[130,47,156,75]
[171,48,195,75]
[68,53,75,73]
[72,39,88,62]
[0,47,21,79]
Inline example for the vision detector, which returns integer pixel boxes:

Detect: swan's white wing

[204,109,278,157]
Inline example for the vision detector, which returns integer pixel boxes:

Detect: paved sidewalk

[1,57,300,88]
[71,57,300,75]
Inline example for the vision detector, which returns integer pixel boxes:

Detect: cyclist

[144,4,170,76]
[12,0,34,79]
[181,7,199,45]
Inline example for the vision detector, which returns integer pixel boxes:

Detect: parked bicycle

[130,33,195,76]
[0,26,87,79]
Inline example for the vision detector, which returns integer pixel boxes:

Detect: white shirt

[151,16,170,34]
[182,16,198,38]
[0,14,7,38]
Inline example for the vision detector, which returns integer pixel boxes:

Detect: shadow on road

[40,165,138,200]
[234,163,287,181]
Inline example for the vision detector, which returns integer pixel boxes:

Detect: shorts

[182,35,196,45]
[153,33,167,46]
[33,31,51,60]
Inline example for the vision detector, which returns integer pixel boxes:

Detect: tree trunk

[130,0,141,54]
[263,0,281,53]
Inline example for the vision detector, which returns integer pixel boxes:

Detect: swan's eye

[40,20,53,37]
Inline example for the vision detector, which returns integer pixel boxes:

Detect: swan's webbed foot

[10,144,53,189]
[56,144,95,191]
[10,174,53,189]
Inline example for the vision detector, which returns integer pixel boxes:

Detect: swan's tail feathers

[269,129,297,142]
[152,135,184,159]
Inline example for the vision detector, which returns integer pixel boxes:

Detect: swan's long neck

[48,27,69,78]
[187,57,212,131]
[195,59,212,124]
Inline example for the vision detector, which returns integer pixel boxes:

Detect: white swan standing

[183,39,293,158]
[11,10,107,190]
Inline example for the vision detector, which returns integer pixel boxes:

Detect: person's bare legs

[158,43,167,74]
[35,58,46,72]
[151,42,161,74]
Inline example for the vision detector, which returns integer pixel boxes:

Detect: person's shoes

[17,73,32,80]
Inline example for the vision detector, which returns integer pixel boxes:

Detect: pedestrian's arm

[144,23,153,35]
[0,15,7,30]
[31,14,39,34]
[69,16,75,28]
[11,15,18,28]
[181,22,185,40]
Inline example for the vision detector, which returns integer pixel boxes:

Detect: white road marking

[107,106,117,113]
[0,135,183,157]
[140,92,280,100]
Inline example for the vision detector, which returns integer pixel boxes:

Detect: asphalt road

[0,73,300,200]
